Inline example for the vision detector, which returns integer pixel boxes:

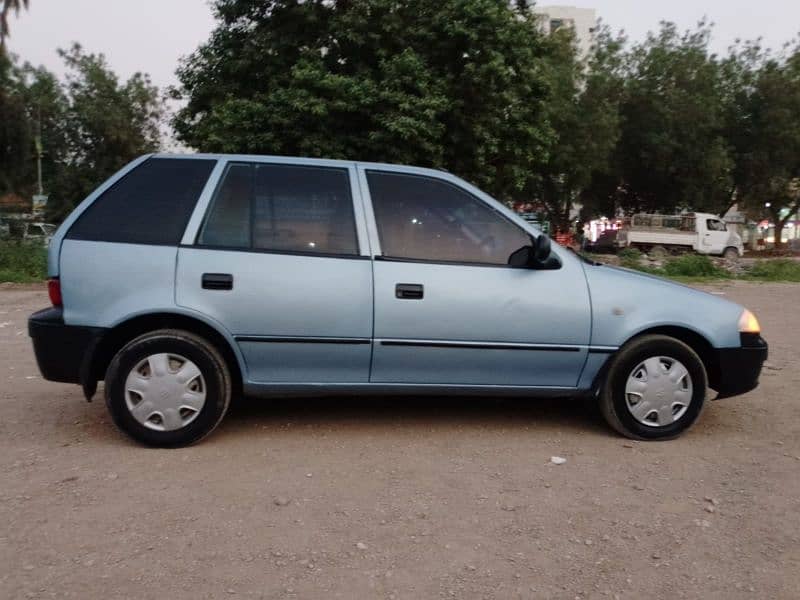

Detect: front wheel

[723,247,740,260]
[599,335,707,440]
[105,329,232,447]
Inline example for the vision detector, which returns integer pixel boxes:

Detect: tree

[1,45,163,220]
[587,22,737,217]
[0,52,30,193]
[728,41,800,248]
[11,59,69,198]
[531,25,623,231]
[47,44,162,218]
[0,0,29,52]
[173,0,554,203]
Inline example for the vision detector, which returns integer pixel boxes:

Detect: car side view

[29,154,768,447]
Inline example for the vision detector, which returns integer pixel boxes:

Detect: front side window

[199,163,359,256]
[367,171,530,265]
[707,219,727,232]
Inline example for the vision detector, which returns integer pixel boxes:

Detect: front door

[360,167,591,388]
[177,160,373,383]
[701,217,730,254]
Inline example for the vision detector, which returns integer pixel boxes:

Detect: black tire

[599,334,707,440]
[723,247,739,260]
[104,329,232,447]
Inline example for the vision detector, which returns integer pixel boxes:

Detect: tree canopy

[173,0,554,202]
[3,0,800,248]
[0,44,162,219]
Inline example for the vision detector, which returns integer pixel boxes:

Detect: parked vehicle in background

[616,213,743,259]
[23,222,57,246]
[28,154,767,447]
[584,229,618,254]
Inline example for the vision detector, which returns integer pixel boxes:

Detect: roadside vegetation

[612,248,800,282]
[0,241,47,283]
[2,239,799,284]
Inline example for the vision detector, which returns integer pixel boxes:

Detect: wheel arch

[592,325,721,393]
[87,311,244,397]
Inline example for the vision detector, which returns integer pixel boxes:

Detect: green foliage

[0,0,29,51]
[532,27,622,230]
[0,52,30,193]
[0,241,46,282]
[743,259,800,282]
[0,45,163,220]
[617,247,643,269]
[726,41,800,247]
[661,254,729,278]
[173,0,553,202]
[586,21,736,217]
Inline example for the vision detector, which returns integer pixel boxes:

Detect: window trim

[364,169,533,268]
[193,160,363,258]
[182,243,371,261]
[373,255,528,269]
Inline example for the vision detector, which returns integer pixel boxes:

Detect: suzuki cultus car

[29,154,767,446]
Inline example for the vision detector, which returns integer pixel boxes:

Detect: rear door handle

[202,273,233,290]
[395,283,423,299]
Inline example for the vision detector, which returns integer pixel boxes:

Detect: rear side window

[66,158,216,245]
[198,162,359,256]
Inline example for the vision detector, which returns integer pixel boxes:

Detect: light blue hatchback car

[29,154,767,446]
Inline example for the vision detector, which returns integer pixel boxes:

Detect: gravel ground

[1,281,798,599]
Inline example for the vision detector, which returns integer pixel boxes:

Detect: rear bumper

[28,307,104,384]
[712,334,768,399]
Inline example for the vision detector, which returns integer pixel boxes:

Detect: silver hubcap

[625,356,692,427]
[124,353,206,431]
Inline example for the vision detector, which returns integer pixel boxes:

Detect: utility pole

[32,104,48,217]
[36,106,43,195]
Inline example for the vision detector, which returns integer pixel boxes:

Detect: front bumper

[28,307,104,384]
[713,333,768,399]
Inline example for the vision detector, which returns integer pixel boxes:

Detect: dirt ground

[1,281,798,599]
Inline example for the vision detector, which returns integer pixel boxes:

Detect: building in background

[533,5,597,57]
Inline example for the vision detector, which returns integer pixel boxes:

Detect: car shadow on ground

[218,394,611,437]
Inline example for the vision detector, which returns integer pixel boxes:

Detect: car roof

[150,152,451,178]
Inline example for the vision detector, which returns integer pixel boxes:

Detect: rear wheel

[599,335,707,440]
[105,329,231,447]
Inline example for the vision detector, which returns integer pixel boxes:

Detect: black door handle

[396,283,423,299]
[202,273,233,290]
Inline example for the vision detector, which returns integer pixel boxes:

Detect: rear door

[176,159,373,384]
[359,167,591,388]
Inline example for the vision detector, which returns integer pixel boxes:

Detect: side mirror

[508,235,553,268]
[508,245,534,267]
[534,234,551,262]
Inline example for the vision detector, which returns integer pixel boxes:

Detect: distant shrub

[618,247,642,269]
[662,254,728,278]
[0,242,48,283]
[744,259,800,282]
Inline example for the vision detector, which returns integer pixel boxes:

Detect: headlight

[738,309,761,333]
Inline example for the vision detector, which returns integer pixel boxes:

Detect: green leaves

[173,0,553,202]
[0,45,162,220]
[728,40,800,246]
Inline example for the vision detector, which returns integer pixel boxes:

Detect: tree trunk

[773,220,785,249]
[773,202,800,250]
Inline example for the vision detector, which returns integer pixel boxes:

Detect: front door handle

[202,273,233,290]
[396,283,423,299]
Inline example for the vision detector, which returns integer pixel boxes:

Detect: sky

[6,0,800,93]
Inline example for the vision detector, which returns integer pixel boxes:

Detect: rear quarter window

[66,158,216,245]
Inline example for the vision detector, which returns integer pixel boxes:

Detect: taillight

[48,278,62,307]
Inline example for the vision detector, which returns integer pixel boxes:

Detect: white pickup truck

[616,212,744,259]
